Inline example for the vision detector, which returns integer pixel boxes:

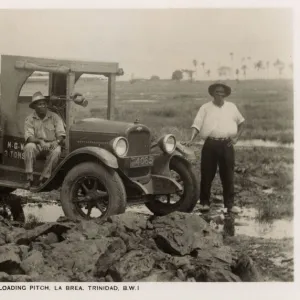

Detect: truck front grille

[124,129,151,179]
[127,130,150,156]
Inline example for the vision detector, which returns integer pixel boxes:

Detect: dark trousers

[200,138,235,209]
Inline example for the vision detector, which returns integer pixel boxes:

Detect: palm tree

[279,64,285,76]
[229,52,234,79]
[273,59,285,78]
[235,69,240,82]
[192,59,198,80]
[254,60,264,78]
[200,62,205,79]
[241,65,247,79]
[266,61,270,79]
[206,69,211,77]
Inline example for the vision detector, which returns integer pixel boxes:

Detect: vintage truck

[0,54,199,221]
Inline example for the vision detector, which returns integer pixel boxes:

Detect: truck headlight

[158,134,177,154]
[112,137,129,157]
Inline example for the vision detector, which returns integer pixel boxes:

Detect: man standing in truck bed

[185,82,245,214]
[24,91,66,188]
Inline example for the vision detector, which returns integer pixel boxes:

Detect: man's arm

[227,105,245,147]
[236,121,245,139]
[186,127,199,146]
[49,113,66,150]
[27,136,43,144]
[227,121,245,147]
[25,117,50,150]
[183,105,205,146]
[27,136,50,151]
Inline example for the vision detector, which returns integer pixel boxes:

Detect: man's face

[213,86,226,103]
[34,99,48,115]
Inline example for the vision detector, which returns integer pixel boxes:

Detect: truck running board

[0,179,28,190]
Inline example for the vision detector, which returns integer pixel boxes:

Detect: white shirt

[192,101,245,139]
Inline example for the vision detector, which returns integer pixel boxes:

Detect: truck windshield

[72,74,108,122]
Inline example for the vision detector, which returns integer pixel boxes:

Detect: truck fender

[151,141,196,176]
[30,147,118,193]
[61,146,118,169]
[151,150,190,177]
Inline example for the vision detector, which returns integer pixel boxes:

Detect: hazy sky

[0,9,293,79]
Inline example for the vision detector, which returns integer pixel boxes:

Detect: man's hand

[50,141,58,150]
[227,136,238,147]
[39,140,50,151]
[49,140,59,150]
[181,140,193,147]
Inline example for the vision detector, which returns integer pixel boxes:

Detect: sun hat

[29,91,48,109]
[208,82,231,97]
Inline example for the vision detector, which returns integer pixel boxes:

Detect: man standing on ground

[24,91,66,188]
[184,82,245,214]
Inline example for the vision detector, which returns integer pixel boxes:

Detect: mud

[0,211,261,282]
[0,145,294,282]
[7,196,292,282]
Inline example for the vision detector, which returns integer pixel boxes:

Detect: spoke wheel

[0,194,25,223]
[61,162,126,221]
[72,176,109,219]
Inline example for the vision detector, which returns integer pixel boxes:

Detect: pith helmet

[208,82,231,97]
[29,91,47,109]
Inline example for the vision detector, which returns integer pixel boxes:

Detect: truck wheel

[0,187,16,194]
[60,162,126,221]
[146,156,198,216]
[0,193,25,223]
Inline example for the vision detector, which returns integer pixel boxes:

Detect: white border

[0,0,297,9]
[0,1,298,300]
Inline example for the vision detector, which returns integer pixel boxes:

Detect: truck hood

[70,118,149,136]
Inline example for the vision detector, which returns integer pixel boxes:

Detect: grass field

[74,78,294,143]
[16,78,293,143]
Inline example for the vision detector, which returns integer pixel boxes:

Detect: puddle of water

[195,139,293,148]
[234,217,293,239]
[22,202,293,240]
[123,100,159,103]
[22,203,152,223]
[24,204,64,223]
[126,204,153,215]
[211,207,293,239]
[237,139,293,148]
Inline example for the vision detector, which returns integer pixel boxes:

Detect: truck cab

[0,54,198,221]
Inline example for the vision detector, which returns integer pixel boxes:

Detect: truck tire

[60,162,126,221]
[0,192,25,223]
[146,156,198,216]
[0,187,16,194]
